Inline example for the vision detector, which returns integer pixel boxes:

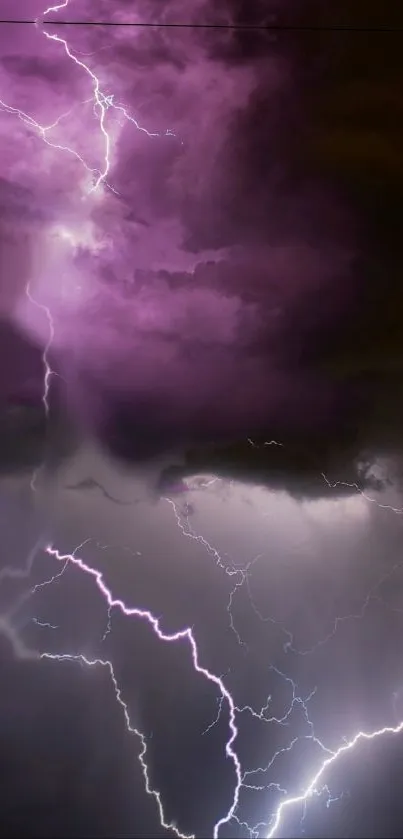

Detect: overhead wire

[0,20,402,32]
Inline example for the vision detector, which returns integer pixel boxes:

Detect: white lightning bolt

[38,0,171,192]
[0,0,177,485]
[40,652,194,839]
[267,720,403,837]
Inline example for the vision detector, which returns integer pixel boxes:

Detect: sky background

[1,1,403,837]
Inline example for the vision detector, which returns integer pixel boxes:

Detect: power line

[0,20,402,32]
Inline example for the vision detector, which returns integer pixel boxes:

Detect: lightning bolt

[236,668,318,729]
[0,95,104,189]
[266,720,403,838]
[40,651,194,839]
[2,4,403,838]
[163,496,238,577]
[162,463,403,836]
[43,542,243,839]
[25,283,54,419]
[38,0,172,192]
[164,494,294,653]
[0,0,177,487]
[5,478,403,838]
[247,439,284,448]
[282,552,403,656]
[321,470,403,515]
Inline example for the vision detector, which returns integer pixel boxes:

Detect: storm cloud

[0,0,402,499]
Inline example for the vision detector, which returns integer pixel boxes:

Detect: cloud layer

[0,0,402,492]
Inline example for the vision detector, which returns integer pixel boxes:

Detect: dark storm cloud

[0,0,402,501]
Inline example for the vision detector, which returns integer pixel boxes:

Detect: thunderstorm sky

[1,1,403,837]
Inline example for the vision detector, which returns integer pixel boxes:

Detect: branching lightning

[40,652,195,839]
[266,720,403,838]
[321,471,403,515]
[38,0,173,192]
[44,543,243,839]
[162,469,403,836]
[0,0,175,484]
[1,3,403,838]
[5,483,403,837]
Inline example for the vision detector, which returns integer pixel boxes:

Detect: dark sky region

[1,1,403,838]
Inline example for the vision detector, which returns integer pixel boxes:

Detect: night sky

[1,2,403,837]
